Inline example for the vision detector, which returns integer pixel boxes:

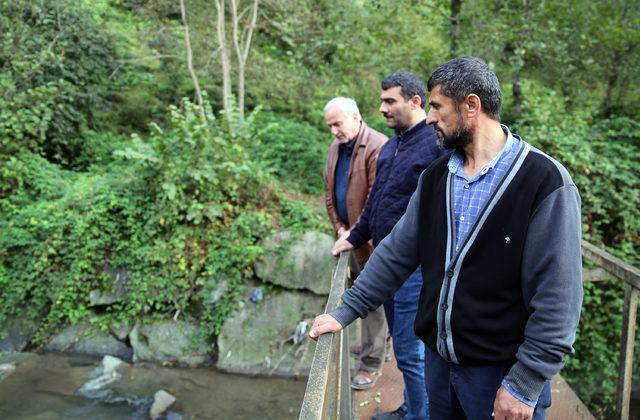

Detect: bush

[512,80,640,415]
[250,112,328,195]
[513,80,639,264]
[0,99,327,344]
[0,0,117,166]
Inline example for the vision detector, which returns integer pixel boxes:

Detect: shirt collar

[339,136,357,155]
[447,124,516,176]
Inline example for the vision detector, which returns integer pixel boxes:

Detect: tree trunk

[512,72,522,119]
[450,0,462,58]
[601,55,619,117]
[216,0,232,118]
[179,0,205,120]
[230,0,259,117]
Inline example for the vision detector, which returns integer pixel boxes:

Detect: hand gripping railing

[299,252,353,420]
[582,240,640,420]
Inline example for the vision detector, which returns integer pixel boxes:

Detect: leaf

[161,182,177,201]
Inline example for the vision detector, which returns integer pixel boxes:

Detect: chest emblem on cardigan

[504,236,511,244]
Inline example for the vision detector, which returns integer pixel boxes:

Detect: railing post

[299,252,353,420]
[616,284,638,420]
[581,240,640,419]
[337,322,352,419]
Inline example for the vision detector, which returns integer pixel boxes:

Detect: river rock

[0,363,16,381]
[77,371,122,399]
[109,323,133,341]
[44,319,133,361]
[204,278,229,305]
[254,231,334,295]
[149,390,176,419]
[130,321,211,367]
[217,288,324,376]
[89,266,130,306]
[0,316,40,352]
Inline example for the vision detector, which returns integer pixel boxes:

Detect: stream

[0,352,306,419]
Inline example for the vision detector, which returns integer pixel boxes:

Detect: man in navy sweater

[312,57,583,420]
[331,72,442,420]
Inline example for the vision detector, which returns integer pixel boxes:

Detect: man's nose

[426,109,437,125]
[331,126,339,136]
[379,103,386,114]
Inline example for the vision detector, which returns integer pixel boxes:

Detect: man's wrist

[504,361,546,401]
[347,229,366,248]
[501,380,537,408]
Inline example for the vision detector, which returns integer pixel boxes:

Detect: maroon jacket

[324,122,387,265]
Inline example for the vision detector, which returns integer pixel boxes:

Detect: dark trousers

[349,254,388,372]
[425,348,552,420]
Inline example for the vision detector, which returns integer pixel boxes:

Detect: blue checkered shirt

[448,127,536,407]
[449,126,519,250]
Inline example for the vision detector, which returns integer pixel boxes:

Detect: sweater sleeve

[504,184,583,401]
[330,174,423,327]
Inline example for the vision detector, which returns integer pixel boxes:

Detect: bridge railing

[299,252,353,420]
[582,240,640,420]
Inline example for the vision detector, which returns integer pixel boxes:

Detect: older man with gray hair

[323,96,389,389]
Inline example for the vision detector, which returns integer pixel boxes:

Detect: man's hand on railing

[331,236,354,258]
[308,314,343,340]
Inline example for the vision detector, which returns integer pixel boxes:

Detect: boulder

[130,321,211,367]
[254,231,335,295]
[149,390,176,420]
[0,316,41,352]
[203,278,229,305]
[44,319,133,361]
[0,363,16,381]
[109,323,133,341]
[89,266,130,306]
[217,288,325,376]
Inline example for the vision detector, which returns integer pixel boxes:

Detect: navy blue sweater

[348,119,443,247]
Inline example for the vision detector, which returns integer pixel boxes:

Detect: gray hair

[427,56,502,120]
[324,97,361,119]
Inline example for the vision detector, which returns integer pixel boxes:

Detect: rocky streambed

[0,352,306,419]
[0,231,337,419]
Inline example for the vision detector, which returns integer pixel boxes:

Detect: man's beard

[437,120,473,149]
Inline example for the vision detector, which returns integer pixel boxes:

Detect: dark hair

[427,56,502,120]
[381,71,427,109]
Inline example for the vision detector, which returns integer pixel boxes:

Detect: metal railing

[581,240,640,420]
[299,252,353,420]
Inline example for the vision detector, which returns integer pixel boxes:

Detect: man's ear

[466,94,481,117]
[410,94,422,109]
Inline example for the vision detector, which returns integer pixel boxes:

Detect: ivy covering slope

[0,101,328,344]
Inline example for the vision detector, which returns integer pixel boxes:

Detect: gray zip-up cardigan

[331,139,583,401]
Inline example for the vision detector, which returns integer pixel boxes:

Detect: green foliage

[513,80,639,264]
[564,280,624,418]
[0,1,638,415]
[513,81,639,414]
[0,0,117,165]
[0,100,326,343]
[249,112,328,195]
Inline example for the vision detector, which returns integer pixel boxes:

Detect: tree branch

[179,0,206,119]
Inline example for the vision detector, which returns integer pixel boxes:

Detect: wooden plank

[354,347,404,420]
[299,253,351,420]
[548,375,595,420]
[617,284,638,420]
[337,328,352,419]
[582,240,640,289]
